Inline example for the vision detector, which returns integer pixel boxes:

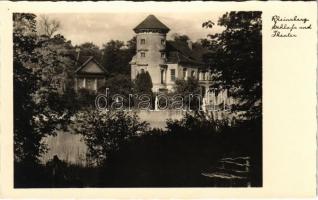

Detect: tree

[126,36,137,56]
[174,77,201,110]
[14,13,43,162]
[77,42,102,61]
[99,74,133,107]
[79,42,100,51]
[75,88,96,108]
[99,112,261,187]
[100,38,136,76]
[134,71,153,94]
[13,13,72,162]
[74,110,149,165]
[38,15,61,38]
[101,40,125,74]
[171,33,190,43]
[36,33,76,93]
[202,12,262,186]
[202,11,262,118]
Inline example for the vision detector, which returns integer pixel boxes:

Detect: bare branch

[38,15,61,38]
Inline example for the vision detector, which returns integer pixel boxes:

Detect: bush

[173,77,202,110]
[76,88,96,107]
[98,74,134,108]
[74,110,149,165]
[134,71,153,94]
[99,112,262,187]
[14,158,100,188]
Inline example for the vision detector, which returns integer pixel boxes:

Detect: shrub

[134,71,153,94]
[76,88,96,107]
[99,112,262,187]
[74,110,149,165]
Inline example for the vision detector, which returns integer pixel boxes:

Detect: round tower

[132,15,170,92]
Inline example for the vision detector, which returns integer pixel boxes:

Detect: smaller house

[74,56,107,93]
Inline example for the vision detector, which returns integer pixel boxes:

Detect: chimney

[187,40,192,50]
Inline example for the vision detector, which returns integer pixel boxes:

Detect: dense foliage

[202,11,262,118]
[174,77,202,110]
[99,112,262,187]
[74,111,149,165]
[133,71,153,94]
[101,38,136,75]
[13,14,73,162]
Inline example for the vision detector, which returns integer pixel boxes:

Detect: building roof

[75,56,107,74]
[165,41,210,68]
[133,15,170,33]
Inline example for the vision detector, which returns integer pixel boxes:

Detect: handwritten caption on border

[271,15,311,37]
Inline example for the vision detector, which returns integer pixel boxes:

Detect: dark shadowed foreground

[15,114,262,188]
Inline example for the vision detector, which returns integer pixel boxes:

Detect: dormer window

[140,39,146,45]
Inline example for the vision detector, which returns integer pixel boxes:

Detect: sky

[40,12,225,47]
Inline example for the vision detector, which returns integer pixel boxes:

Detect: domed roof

[133,15,170,33]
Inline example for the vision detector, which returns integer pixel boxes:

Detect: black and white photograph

[13,11,262,188]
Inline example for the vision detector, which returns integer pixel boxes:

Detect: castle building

[130,14,213,93]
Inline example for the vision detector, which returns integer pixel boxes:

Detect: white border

[0,1,316,198]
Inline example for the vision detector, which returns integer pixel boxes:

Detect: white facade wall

[130,29,213,93]
[131,31,168,92]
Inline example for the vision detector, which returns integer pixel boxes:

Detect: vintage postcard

[0,1,316,198]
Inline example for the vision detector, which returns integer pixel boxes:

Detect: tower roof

[133,15,170,33]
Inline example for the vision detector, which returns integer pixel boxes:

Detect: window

[191,70,195,78]
[170,69,176,81]
[141,52,145,57]
[161,70,164,84]
[141,69,145,73]
[161,52,165,58]
[140,39,145,45]
[183,68,187,80]
[86,78,95,90]
[199,72,205,80]
[161,39,165,45]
